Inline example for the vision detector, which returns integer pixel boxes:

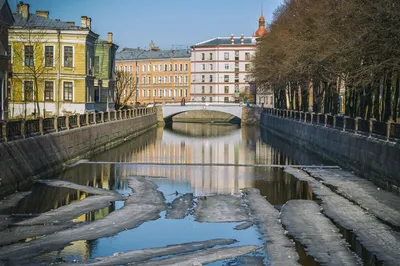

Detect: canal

[0,122,362,265]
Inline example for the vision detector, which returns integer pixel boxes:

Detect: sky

[11,0,284,50]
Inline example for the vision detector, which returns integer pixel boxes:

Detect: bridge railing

[0,107,156,143]
[262,107,399,142]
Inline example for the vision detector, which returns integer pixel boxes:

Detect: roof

[0,0,14,26]
[193,37,256,47]
[12,13,80,30]
[116,48,191,61]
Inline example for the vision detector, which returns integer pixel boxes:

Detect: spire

[255,5,268,37]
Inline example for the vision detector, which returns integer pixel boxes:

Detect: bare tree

[10,26,58,118]
[114,70,135,109]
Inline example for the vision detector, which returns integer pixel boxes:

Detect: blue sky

[11,0,284,50]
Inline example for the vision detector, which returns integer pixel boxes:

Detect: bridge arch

[161,103,243,124]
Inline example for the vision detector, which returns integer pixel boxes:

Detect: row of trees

[252,0,400,122]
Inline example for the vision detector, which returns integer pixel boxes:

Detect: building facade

[115,43,191,105]
[191,35,256,103]
[94,33,119,111]
[0,0,14,121]
[8,2,117,118]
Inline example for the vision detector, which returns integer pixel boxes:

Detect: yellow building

[8,2,104,117]
[115,42,191,105]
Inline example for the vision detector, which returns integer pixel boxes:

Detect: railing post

[85,113,89,125]
[311,112,314,124]
[118,110,122,120]
[369,119,374,137]
[387,120,392,141]
[100,112,104,123]
[2,122,8,142]
[39,117,44,135]
[65,115,70,130]
[77,114,81,128]
[324,114,328,128]
[54,116,58,132]
[21,120,26,138]
[114,110,117,120]
[333,115,336,128]
[343,116,347,131]
[355,117,360,134]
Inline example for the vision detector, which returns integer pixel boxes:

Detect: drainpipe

[57,29,61,116]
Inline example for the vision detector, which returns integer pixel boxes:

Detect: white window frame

[62,80,74,102]
[43,80,55,101]
[43,44,55,67]
[22,80,34,101]
[62,45,75,68]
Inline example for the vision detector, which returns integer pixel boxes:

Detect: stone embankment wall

[261,112,400,191]
[0,113,158,196]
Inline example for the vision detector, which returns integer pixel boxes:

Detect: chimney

[66,21,75,26]
[86,17,92,30]
[231,34,235,45]
[17,2,30,19]
[108,32,113,43]
[240,34,244,44]
[36,10,49,19]
[81,16,88,28]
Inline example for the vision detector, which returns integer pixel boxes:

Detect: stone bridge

[156,103,260,125]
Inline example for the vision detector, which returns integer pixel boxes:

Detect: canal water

[2,123,330,265]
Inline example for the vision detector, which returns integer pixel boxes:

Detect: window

[45,46,54,67]
[174,64,177,71]
[143,76,146,84]
[94,56,100,74]
[169,89,172,97]
[143,65,146,72]
[201,75,205,82]
[245,64,250,71]
[224,75,229,82]
[209,75,213,82]
[24,46,34,66]
[24,81,33,101]
[185,76,188,83]
[44,81,54,101]
[164,64,168,71]
[179,76,183,83]
[153,64,157,72]
[202,64,206,71]
[209,86,213,93]
[185,89,188,97]
[149,89,152,97]
[148,77,151,84]
[169,64,172,71]
[244,75,249,82]
[124,66,128,72]
[209,53,213,60]
[154,89,157,97]
[180,64,183,71]
[64,46,73,67]
[224,97,229,103]
[224,86,229,94]
[143,89,146,97]
[201,53,205,60]
[148,65,151,71]
[201,86,205,93]
[179,89,183,97]
[159,64,162,72]
[209,97,213,102]
[174,76,178,83]
[169,76,172,83]
[185,64,188,71]
[63,82,73,101]
[210,64,213,71]
[225,64,229,70]
[159,89,163,97]
[158,76,162,83]
[119,66,122,71]
[235,73,239,82]
[202,97,206,102]
[224,52,229,60]
[245,52,250,60]
[235,50,239,60]
[164,76,168,83]
[7,45,11,59]
[174,89,177,97]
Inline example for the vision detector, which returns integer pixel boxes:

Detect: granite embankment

[0,112,158,196]
[261,112,400,191]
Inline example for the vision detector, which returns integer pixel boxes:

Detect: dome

[255,13,268,37]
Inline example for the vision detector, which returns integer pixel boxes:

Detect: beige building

[115,42,191,105]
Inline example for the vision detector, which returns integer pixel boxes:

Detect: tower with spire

[253,5,268,37]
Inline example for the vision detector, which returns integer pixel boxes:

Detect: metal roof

[116,48,191,61]
[193,37,256,47]
[12,13,80,30]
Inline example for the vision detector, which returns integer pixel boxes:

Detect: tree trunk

[393,72,399,122]
[373,78,380,120]
[383,71,392,122]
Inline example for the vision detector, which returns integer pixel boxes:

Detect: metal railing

[0,107,156,143]
[262,108,399,142]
